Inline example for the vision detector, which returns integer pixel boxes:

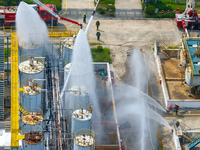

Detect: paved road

[60,0,144,19]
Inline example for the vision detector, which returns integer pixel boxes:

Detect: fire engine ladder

[0,36,4,120]
[11,33,25,149]
[188,136,200,149]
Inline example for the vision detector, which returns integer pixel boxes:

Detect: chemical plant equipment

[23,125,43,145]
[71,102,92,134]
[18,39,46,149]
[175,0,200,31]
[74,129,95,150]
[179,36,200,94]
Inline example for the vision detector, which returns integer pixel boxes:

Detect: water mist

[116,49,171,150]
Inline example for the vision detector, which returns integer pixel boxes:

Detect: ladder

[0,36,4,120]
[188,136,200,149]
[19,106,29,116]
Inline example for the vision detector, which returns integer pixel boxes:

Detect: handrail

[21,77,42,88]
[23,125,43,134]
[19,54,45,64]
[19,100,43,116]
[72,102,93,112]
[74,128,95,137]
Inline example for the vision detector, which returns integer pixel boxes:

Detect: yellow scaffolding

[2,26,80,37]
[11,33,25,148]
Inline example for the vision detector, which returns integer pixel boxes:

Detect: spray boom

[85,0,100,35]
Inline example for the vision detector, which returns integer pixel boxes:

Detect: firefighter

[96,30,101,41]
[175,119,180,127]
[83,13,86,23]
[96,20,100,30]
[175,103,179,115]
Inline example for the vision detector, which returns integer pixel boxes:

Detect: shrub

[97,46,103,52]
[91,47,112,63]
[145,5,155,15]
[98,8,105,14]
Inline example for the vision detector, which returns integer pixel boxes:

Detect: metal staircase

[188,136,200,149]
[0,36,4,120]
[19,106,29,116]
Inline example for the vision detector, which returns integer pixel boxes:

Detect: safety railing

[21,77,42,88]
[18,37,43,49]
[65,56,71,65]
[19,100,43,116]
[74,129,95,148]
[19,54,45,64]
[22,125,43,145]
[190,132,200,141]
[72,102,93,112]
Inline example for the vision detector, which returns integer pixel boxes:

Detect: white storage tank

[185,66,200,86]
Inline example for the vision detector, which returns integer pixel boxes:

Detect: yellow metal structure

[11,33,25,148]
[2,26,80,37]
[19,106,29,116]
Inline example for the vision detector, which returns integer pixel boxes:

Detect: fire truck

[175,0,200,30]
[0,4,80,27]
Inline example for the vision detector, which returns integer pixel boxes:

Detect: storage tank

[185,66,200,86]
[18,45,45,150]
[64,85,89,110]
[62,37,74,68]
[21,77,43,125]
[74,129,95,150]
[22,125,44,149]
[71,102,92,134]
[64,63,72,82]
[19,54,45,109]
[18,36,45,57]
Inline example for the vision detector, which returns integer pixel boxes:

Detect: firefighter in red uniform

[175,103,179,115]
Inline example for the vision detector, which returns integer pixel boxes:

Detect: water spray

[85,0,100,35]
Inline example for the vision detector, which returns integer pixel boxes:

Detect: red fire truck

[0,4,80,27]
[175,0,200,31]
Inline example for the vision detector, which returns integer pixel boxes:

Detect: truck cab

[38,4,58,26]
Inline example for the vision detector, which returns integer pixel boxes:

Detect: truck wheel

[197,24,200,30]
[188,23,196,30]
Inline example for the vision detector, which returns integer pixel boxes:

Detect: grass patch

[4,47,11,62]
[0,0,62,11]
[91,46,112,63]
[144,0,200,18]
[168,46,179,49]
[95,0,115,17]
[89,42,101,46]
